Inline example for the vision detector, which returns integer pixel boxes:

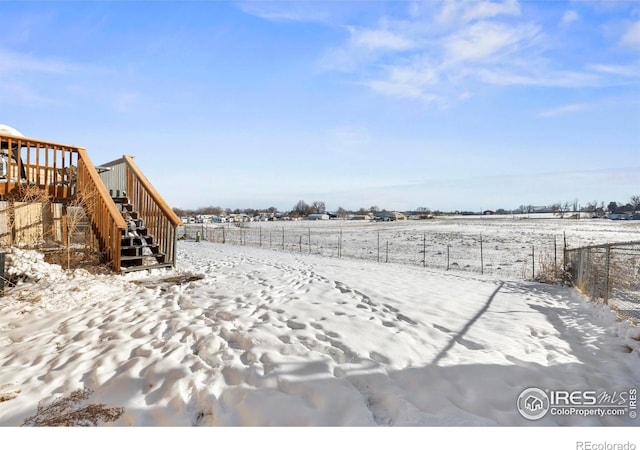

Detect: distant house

[408,212,434,220]
[532,206,554,214]
[376,211,407,221]
[483,210,495,215]
[228,213,251,222]
[349,214,373,221]
[307,213,330,220]
[608,211,629,220]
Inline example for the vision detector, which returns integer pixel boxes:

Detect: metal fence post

[447,245,450,271]
[480,233,484,275]
[604,245,610,305]
[0,251,5,296]
[554,236,557,275]
[532,245,535,279]
[423,232,426,268]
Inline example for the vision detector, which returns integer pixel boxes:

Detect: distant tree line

[290,200,327,218]
[173,205,279,218]
[173,195,640,219]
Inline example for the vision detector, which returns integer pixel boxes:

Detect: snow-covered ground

[1,237,639,437]
[182,217,640,279]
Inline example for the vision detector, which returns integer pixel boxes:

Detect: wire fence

[565,241,640,323]
[180,223,640,323]
[179,223,565,280]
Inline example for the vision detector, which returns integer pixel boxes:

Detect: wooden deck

[0,132,181,272]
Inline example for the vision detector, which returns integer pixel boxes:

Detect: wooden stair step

[113,198,170,272]
[120,255,147,262]
[121,234,155,244]
[120,262,174,274]
[121,243,160,251]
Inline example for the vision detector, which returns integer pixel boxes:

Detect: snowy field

[0,228,639,443]
[182,216,640,279]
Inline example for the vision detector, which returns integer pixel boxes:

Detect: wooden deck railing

[0,133,79,200]
[123,155,182,268]
[0,132,126,270]
[77,149,127,270]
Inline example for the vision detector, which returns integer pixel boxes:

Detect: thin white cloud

[589,62,640,78]
[319,25,415,72]
[476,64,602,87]
[444,21,540,63]
[561,10,580,27]
[326,125,373,157]
[112,92,143,114]
[0,49,72,76]
[621,20,640,47]
[0,49,77,105]
[350,27,414,52]
[366,79,442,104]
[320,0,640,105]
[235,1,332,24]
[539,103,589,118]
[437,0,520,25]
[0,80,55,106]
[461,0,521,23]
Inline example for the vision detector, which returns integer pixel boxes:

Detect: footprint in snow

[286,320,306,330]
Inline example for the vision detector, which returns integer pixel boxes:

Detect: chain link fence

[565,241,640,323]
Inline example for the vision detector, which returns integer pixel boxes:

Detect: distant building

[376,211,407,221]
[349,214,373,221]
[307,213,330,220]
[608,211,629,220]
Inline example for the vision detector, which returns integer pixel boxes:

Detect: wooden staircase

[112,192,173,272]
[0,131,181,273]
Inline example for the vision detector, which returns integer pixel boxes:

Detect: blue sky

[1,0,639,212]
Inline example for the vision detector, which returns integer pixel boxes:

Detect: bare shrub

[22,388,124,427]
[4,183,50,204]
[533,250,570,285]
[0,384,21,403]
[63,191,97,270]
[3,184,50,247]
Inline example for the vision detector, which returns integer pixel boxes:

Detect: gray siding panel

[99,159,127,197]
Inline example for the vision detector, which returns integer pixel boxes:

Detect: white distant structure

[376,211,407,221]
[307,213,330,220]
